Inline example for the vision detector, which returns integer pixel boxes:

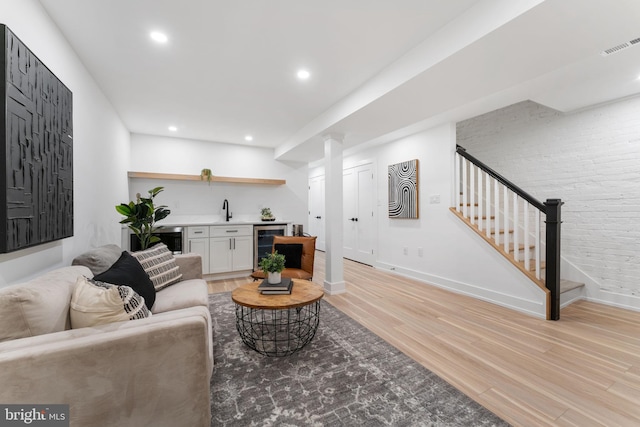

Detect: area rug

[209,293,509,426]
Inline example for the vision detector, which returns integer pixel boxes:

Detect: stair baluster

[453,145,562,320]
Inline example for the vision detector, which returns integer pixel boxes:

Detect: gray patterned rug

[209,293,509,426]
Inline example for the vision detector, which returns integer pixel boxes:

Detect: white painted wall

[0,0,130,287]
[314,123,547,317]
[129,133,308,227]
[457,98,640,312]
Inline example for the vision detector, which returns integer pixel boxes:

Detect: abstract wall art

[388,159,419,219]
[0,25,74,253]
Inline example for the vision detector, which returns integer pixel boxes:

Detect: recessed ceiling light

[297,69,310,80]
[150,31,168,44]
[168,126,178,132]
[244,135,253,141]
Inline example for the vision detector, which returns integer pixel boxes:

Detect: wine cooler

[253,224,287,270]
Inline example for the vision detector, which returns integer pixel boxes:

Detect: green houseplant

[200,168,213,184]
[260,207,274,221]
[116,186,171,250]
[259,251,286,284]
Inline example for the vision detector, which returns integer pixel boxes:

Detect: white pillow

[70,276,151,329]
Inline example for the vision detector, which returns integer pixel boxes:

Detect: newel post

[544,199,562,320]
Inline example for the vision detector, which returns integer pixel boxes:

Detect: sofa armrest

[174,253,203,280]
[0,307,212,427]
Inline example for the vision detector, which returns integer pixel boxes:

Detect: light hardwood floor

[208,251,640,427]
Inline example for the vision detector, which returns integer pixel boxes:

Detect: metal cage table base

[234,301,321,357]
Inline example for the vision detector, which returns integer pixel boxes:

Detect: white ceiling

[38,0,640,162]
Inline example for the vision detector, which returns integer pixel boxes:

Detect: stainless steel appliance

[253,224,287,270]
[129,226,184,254]
[292,224,304,236]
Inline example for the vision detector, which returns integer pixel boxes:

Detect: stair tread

[473,215,496,220]
[490,229,514,235]
[509,242,535,252]
[518,259,546,272]
[560,279,585,293]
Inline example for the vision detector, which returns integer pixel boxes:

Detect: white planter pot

[268,271,282,284]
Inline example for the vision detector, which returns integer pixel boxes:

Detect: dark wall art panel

[0,25,73,253]
[388,159,419,219]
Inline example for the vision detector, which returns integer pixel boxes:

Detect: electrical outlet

[418,247,423,257]
[403,247,408,255]
[429,194,441,204]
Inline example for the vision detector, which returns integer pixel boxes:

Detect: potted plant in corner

[259,251,286,284]
[116,186,171,250]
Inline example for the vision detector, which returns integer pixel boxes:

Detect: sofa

[0,245,213,427]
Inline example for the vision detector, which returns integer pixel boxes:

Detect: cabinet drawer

[210,225,252,237]
[187,226,209,238]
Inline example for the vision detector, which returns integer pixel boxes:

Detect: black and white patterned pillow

[89,278,150,320]
[131,243,182,291]
[70,276,151,329]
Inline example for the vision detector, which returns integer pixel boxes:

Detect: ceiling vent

[601,37,640,56]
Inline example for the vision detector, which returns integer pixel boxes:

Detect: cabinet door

[209,237,233,274]
[188,238,210,274]
[232,235,253,271]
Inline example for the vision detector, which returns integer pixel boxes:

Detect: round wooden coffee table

[231,280,324,356]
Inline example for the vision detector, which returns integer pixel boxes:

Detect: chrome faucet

[222,199,232,222]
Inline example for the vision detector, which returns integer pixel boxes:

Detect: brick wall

[457,98,640,298]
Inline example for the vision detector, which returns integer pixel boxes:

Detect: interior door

[343,168,357,260]
[343,163,375,265]
[308,175,325,251]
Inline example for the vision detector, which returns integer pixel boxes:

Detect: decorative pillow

[131,243,182,291]
[71,244,123,276]
[274,243,303,269]
[70,276,151,329]
[94,251,156,310]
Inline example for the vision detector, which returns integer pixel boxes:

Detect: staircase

[560,279,585,307]
[453,146,584,320]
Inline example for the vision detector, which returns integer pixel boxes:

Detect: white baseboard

[204,270,252,281]
[585,290,640,313]
[324,280,346,295]
[374,261,546,318]
[562,258,640,313]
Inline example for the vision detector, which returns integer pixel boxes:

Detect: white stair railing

[454,145,563,320]
[455,152,545,278]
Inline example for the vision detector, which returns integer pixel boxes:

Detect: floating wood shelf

[128,171,286,186]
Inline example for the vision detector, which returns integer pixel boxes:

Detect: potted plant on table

[259,251,286,284]
[116,186,171,250]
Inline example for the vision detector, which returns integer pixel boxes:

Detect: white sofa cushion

[0,266,91,342]
[151,278,209,314]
